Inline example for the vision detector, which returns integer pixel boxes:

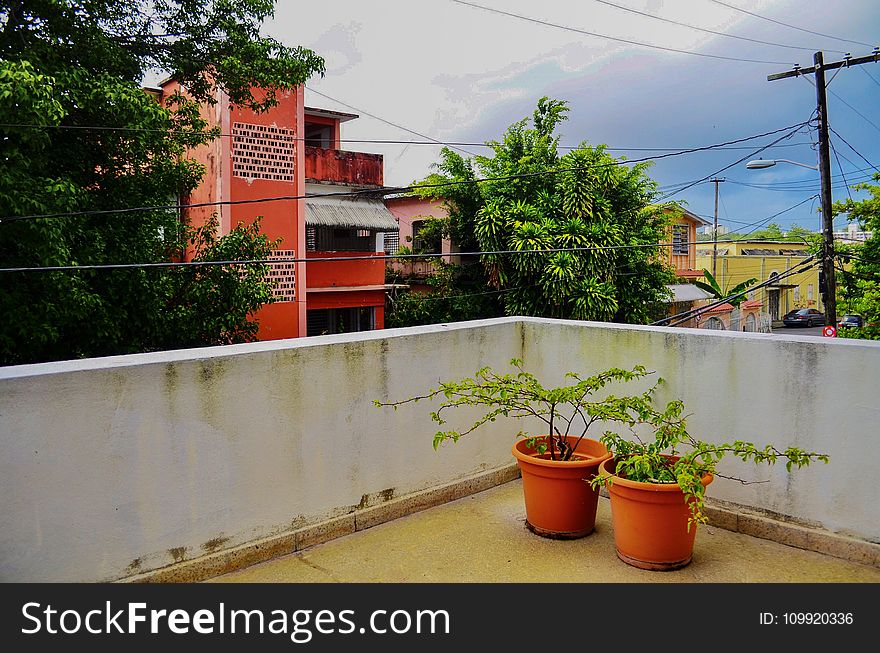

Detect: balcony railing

[304,146,383,187]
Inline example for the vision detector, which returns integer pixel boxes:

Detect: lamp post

[745,155,836,326]
[745,158,818,171]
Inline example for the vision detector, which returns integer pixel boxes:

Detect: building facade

[695,240,821,322]
[157,81,399,339]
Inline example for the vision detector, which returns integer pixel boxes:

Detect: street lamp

[745,158,818,170]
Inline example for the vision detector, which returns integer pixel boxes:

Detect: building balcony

[304,146,383,187]
[306,251,386,289]
[1,318,878,583]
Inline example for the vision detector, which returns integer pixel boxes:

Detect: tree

[413,97,674,324]
[0,1,325,365]
[692,269,758,307]
[833,174,880,339]
[385,262,504,329]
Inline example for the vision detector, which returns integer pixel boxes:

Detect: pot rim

[512,436,611,468]
[599,455,713,491]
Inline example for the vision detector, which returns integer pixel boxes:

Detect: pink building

[156,81,400,338]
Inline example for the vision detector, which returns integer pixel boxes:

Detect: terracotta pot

[512,436,611,539]
[600,455,713,570]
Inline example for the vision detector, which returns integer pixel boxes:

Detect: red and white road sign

[822,325,837,337]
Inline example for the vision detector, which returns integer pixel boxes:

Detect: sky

[265,0,880,237]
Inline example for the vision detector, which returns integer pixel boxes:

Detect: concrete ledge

[120,463,521,583]
[704,501,880,568]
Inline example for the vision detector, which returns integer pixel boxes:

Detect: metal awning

[305,197,399,231]
[666,284,715,303]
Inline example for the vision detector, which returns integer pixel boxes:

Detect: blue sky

[268,0,880,236]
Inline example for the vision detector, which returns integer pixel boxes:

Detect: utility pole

[711,178,724,279]
[768,48,880,327]
[813,52,837,328]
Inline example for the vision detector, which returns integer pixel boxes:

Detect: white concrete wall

[521,318,880,542]
[0,320,521,582]
[1,317,878,582]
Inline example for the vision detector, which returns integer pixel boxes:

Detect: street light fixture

[745,158,818,170]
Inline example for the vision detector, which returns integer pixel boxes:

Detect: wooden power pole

[711,178,723,279]
[768,49,880,327]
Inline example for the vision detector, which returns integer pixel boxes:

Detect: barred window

[383,231,400,254]
[672,225,689,255]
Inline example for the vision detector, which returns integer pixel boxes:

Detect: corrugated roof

[305,197,399,231]
[666,284,715,302]
[740,248,804,256]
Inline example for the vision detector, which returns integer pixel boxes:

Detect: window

[794,286,800,301]
[808,284,814,301]
[304,123,333,148]
[705,317,725,330]
[672,225,689,255]
[411,219,441,254]
[306,226,374,252]
[307,307,375,336]
[383,231,400,254]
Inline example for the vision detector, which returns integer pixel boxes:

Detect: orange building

[156,81,399,339]
[662,205,710,279]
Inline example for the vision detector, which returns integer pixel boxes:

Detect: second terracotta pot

[600,456,714,570]
[512,436,611,539]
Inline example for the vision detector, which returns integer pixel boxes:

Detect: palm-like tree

[693,269,757,307]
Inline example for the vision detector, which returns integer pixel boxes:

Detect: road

[772,324,835,337]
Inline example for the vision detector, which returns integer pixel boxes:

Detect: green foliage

[385,263,504,328]
[0,1,325,364]
[692,269,758,307]
[375,358,829,529]
[593,392,829,528]
[413,97,675,325]
[375,358,659,461]
[412,216,447,254]
[833,175,880,337]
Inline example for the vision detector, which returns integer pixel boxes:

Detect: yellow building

[695,240,822,322]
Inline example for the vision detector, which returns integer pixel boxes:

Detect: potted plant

[375,359,663,539]
[587,375,830,571]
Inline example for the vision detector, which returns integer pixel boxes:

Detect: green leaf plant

[375,358,829,529]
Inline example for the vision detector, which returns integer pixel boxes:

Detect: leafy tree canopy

[0,1,325,365]
[413,97,675,324]
[833,174,880,338]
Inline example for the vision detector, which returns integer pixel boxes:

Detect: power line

[861,65,880,87]
[0,236,818,274]
[0,122,816,153]
[0,121,809,223]
[830,137,855,202]
[589,0,845,53]
[706,0,874,48]
[305,87,478,158]
[737,195,819,237]
[829,126,880,173]
[726,170,876,192]
[827,87,880,134]
[657,122,808,199]
[448,0,791,65]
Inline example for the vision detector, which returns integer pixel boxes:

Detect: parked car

[783,308,825,327]
[838,314,864,329]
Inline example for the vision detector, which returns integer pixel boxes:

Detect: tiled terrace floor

[209,479,880,583]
